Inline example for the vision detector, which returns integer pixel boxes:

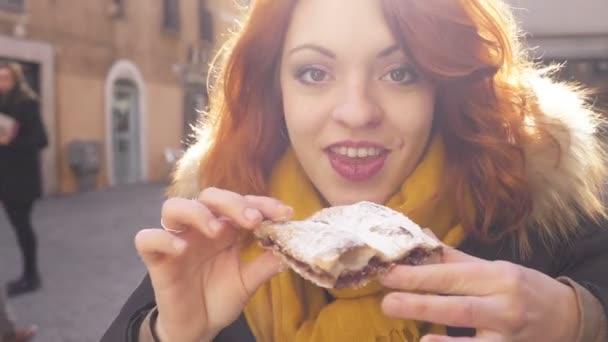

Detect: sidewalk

[0,183,168,342]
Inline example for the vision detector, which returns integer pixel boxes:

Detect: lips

[326,141,389,181]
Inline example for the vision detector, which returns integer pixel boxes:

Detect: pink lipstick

[326,141,389,181]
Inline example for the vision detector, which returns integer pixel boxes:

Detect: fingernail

[173,238,187,252]
[244,208,262,222]
[280,205,293,216]
[274,204,293,221]
[208,219,223,233]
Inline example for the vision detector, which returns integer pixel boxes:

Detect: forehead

[285,0,396,51]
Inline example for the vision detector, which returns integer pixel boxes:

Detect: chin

[321,188,391,207]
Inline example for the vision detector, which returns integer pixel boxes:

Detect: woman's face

[279,0,436,206]
[0,67,16,95]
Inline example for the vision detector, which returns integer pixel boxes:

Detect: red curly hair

[180,0,571,246]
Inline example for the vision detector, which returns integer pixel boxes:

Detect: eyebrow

[287,44,402,59]
[377,44,400,58]
[288,44,336,58]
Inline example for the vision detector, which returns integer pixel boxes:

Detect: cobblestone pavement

[0,182,168,342]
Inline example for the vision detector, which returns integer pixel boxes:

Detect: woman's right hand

[134,187,293,341]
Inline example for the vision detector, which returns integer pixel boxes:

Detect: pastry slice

[254,201,443,289]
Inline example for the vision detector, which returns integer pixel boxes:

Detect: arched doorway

[111,79,141,184]
[105,60,147,185]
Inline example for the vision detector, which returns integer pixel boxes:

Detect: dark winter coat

[0,88,48,203]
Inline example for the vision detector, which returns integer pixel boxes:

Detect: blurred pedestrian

[0,61,48,297]
[0,289,36,342]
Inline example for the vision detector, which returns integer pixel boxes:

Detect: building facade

[7,0,603,195]
[0,0,241,194]
[510,0,608,109]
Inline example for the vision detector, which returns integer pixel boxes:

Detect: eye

[297,66,331,85]
[380,65,419,85]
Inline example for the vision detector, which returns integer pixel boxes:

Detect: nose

[331,83,382,129]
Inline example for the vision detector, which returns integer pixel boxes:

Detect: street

[0,183,167,342]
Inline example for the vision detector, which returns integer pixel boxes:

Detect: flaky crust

[254,201,443,289]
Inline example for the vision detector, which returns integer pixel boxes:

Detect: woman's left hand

[380,246,581,342]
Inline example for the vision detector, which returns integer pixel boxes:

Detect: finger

[240,251,284,296]
[381,262,497,295]
[134,229,187,267]
[244,195,293,221]
[382,292,502,330]
[198,188,267,229]
[420,228,483,264]
[441,245,485,264]
[162,197,223,238]
[134,228,195,292]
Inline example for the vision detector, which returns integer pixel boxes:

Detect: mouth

[325,141,390,182]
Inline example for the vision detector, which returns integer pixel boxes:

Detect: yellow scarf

[242,137,466,342]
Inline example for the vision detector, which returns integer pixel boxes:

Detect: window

[163,0,180,32]
[0,0,25,12]
[198,1,213,42]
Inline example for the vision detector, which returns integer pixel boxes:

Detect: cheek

[282,89,328,141]
[386,89,435,137]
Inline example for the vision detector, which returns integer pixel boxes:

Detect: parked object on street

[68,140,101,192]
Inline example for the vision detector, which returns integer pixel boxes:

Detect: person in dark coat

[0,61,48,297]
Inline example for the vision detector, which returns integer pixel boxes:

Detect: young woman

[103,0,608,341]
[0,62,47,298]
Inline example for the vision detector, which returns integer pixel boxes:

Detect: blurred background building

[0,0,606,196]
[510,0,608,109]
[0,0,243,194]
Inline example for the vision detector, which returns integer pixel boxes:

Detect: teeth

[331,146,384,158]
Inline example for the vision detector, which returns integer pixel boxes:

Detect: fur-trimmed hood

[168,76,607,245]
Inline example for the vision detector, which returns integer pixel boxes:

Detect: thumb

[240,251,284,295]
[134,229,188,290]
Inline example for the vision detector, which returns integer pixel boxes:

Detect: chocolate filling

[333,247,439,289]
[259,237,441,289]
[259,237,333,282]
